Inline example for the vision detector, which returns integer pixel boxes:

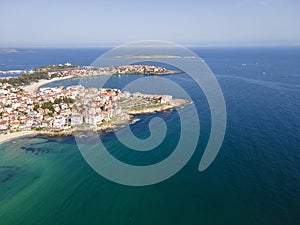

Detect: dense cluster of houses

[44,64,172,78]
[0,81,173,133]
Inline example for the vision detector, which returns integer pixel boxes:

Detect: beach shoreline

[0,131,37,144]
[0,71,190,144]
[0,99,190,144]
[22,75,74,92]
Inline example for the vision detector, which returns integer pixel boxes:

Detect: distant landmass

[1,63,183,87]
[0,49,32,53]
[115,55,196,59]
[0,49,20,53]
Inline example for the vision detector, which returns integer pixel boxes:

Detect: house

[84,114,97,125]
[160,95,172,104]
[21,118,34,128]
[71,115,83,126]
[10,120,20,129]
[101,111,111,120]
[41,120,52,128]
[52,116,65,129]
[88,107,96,115]
[0,120,9,130]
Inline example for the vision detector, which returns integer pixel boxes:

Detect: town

[0,81,187,135]
[41,64,182,76]
[0,63,182,85]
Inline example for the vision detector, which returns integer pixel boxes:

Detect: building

[71,115,83,126]
[0,120,9,130]
[52,116,66,129]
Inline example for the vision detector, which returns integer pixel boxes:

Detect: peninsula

[0,63,182,92]
[0,63,189,143]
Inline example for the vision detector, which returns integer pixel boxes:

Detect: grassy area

[118,98,161,109]
[5,72,50,86]
[129,103,165,111]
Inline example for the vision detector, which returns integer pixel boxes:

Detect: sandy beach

[0,76,75,143]
[0,74,190,144]
[22,75,74,92]
[0,130,37,144]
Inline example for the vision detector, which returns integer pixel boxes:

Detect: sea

[0,47,299,225]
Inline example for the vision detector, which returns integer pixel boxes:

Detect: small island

[0,63,189,143]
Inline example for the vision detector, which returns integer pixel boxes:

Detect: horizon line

[1,41,300,49]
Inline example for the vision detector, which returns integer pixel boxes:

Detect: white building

[71,115,83,126]
[53,116,66,129]
[0,120,9,130]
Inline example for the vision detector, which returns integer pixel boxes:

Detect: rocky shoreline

[0,64,190,143]
[0,99,190,144]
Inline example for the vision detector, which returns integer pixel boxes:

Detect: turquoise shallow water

[0,48,299,225]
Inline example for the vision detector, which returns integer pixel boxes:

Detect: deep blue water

[0,48,109,71]
[0,47,299,225]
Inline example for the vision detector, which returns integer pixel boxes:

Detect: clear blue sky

[1,0,300,47]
